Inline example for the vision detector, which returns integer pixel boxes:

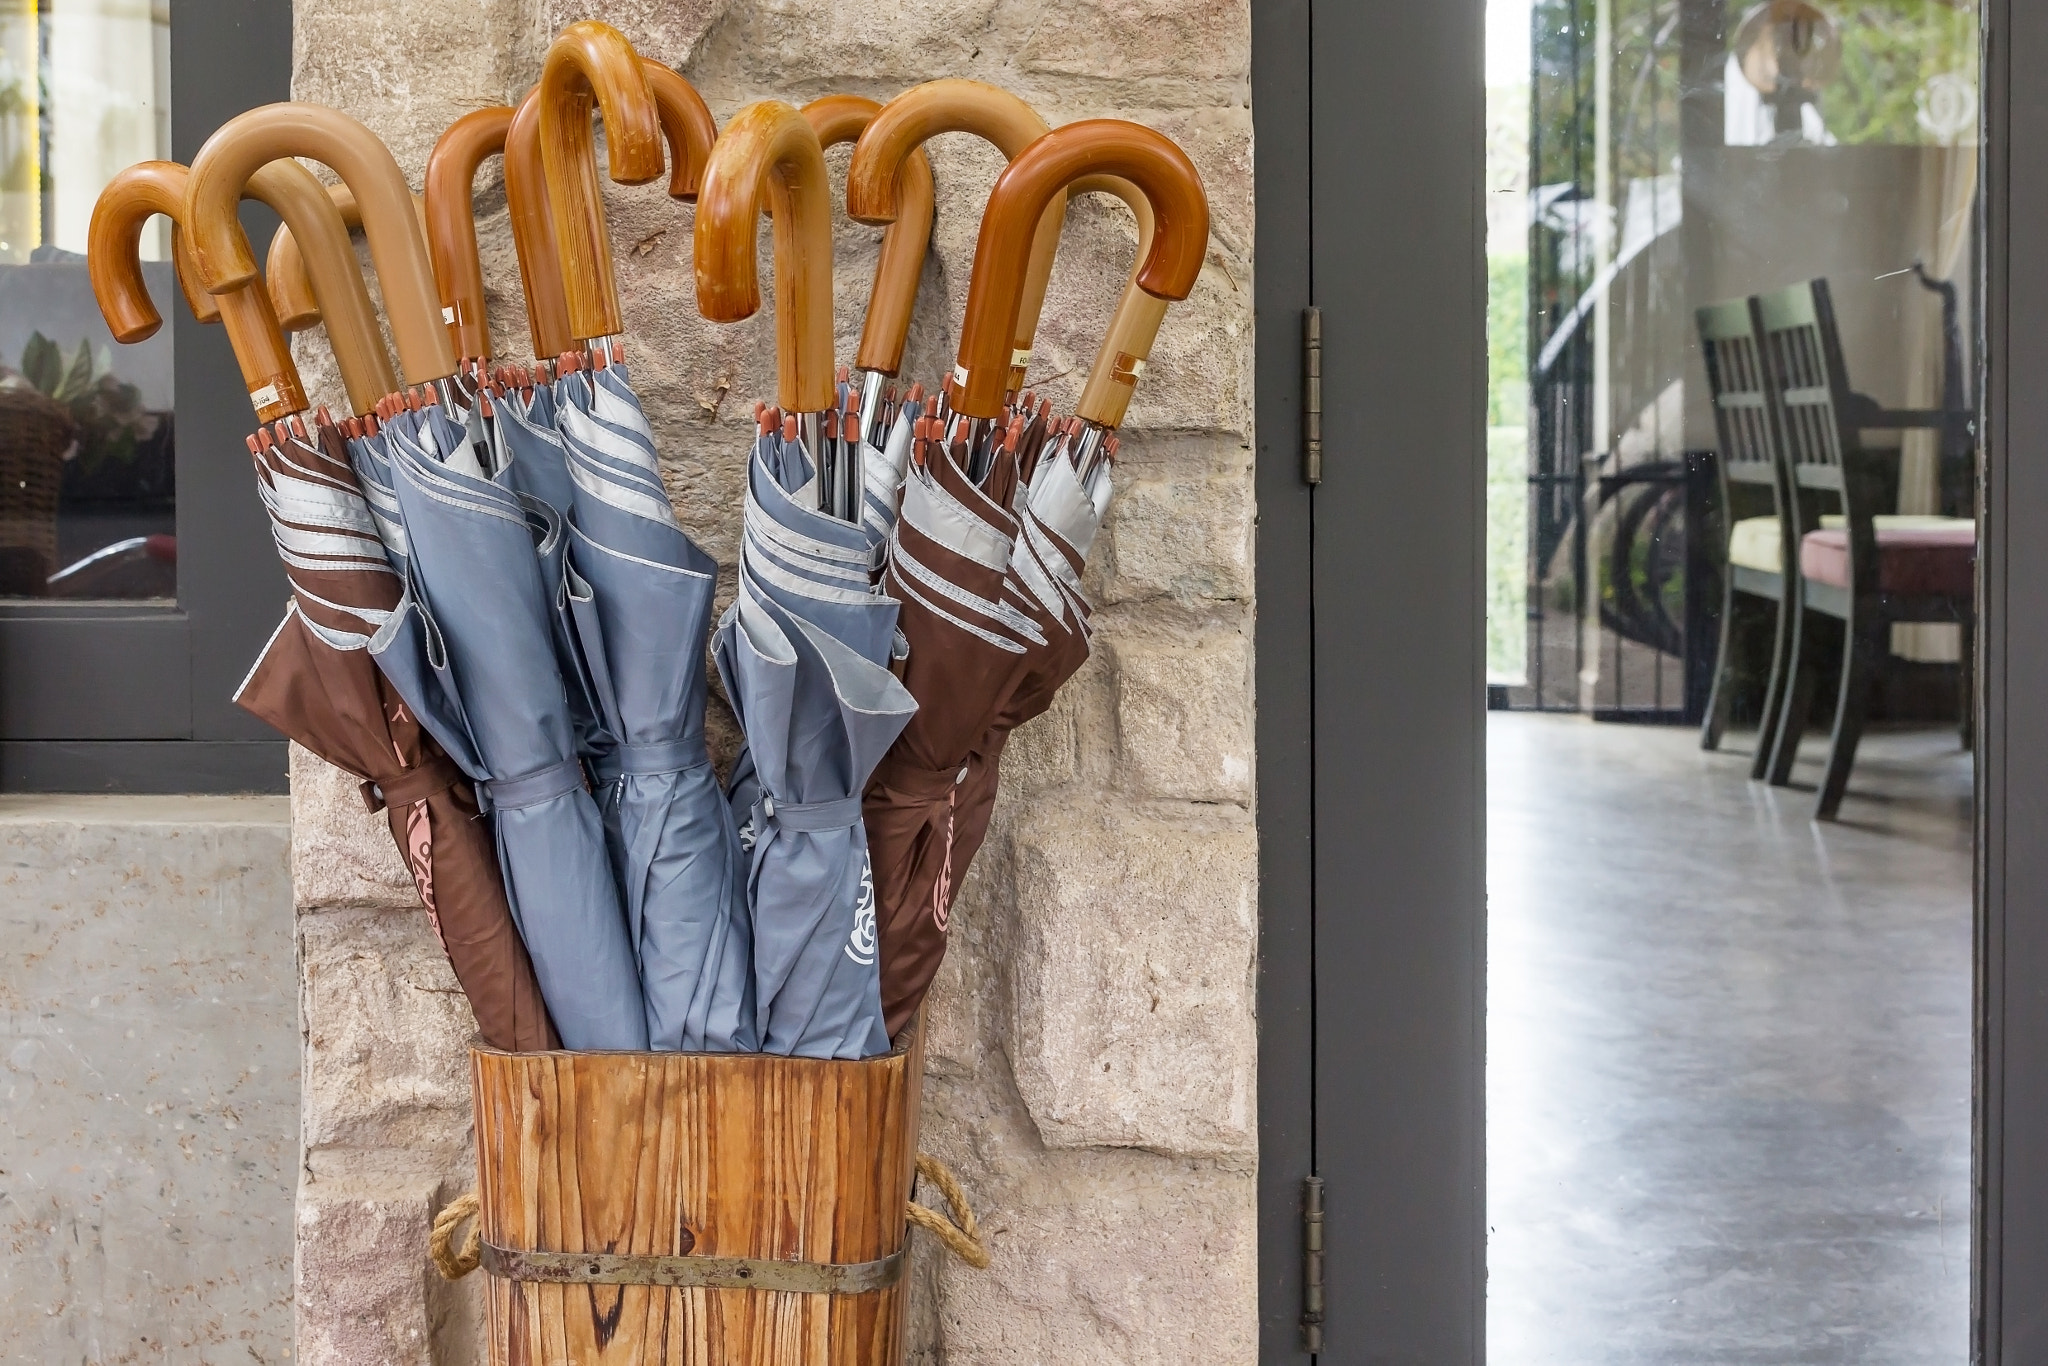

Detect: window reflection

[0,0,174,601]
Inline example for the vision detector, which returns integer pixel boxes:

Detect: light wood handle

[426,105,514,360]
[538,20,663,341]
[88,161,306,421]
[187,101,455,385]
[803,94,932,377]
[845,79,1064,387]
[504,90,574,360]
[643,60,717,201]
[1069,174,1167,429]
[694,101,835,414]
[260,179,405,415]
[952,120,1208,419]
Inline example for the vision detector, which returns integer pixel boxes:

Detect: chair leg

[1701,581,1744,752]
[1748,580,1796,777]
[1959,615,1976,752]
[1765,589,1825,785]
[1815,612,1884,821]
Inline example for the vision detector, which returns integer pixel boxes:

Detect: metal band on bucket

[478,1241,906,1295]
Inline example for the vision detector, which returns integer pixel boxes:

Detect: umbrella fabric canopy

[696,100,918,1058]
[856,119,1212,1034]
[383,402,646,1051]
[86,158,554,1053]
[184,94,652,1051]
[521,33,753,1051]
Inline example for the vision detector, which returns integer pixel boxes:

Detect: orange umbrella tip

[245,434,262,456]
[781,413,798,441]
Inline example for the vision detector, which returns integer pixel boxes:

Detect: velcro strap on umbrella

[758,793,864,833]
[600,737,711,780]
[478,758,586,813]
[361,754,467,813]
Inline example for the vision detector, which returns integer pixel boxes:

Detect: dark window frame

[0,0,292,794]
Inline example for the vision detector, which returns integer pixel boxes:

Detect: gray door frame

[1255,1,2047,1361]
[0,0,291,793]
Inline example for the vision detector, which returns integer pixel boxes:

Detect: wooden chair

[1696,297,1798,776]
[1753,278,1976,820]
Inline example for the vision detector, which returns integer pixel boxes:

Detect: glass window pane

[0,0,173,602]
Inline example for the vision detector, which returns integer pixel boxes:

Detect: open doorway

[1483,1,1979,1359]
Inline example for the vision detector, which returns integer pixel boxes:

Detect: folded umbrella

[697,100,919,1058]
[186,90,649,1050]
[88,158,554,1052]
[852,118,1211,1034]
[528,34,755,1052]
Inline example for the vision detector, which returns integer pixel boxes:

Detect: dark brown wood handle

[952,120,1209,419]
[187,101,455,385]
[537,20,663,341]
[88,160,306,421]
[643,60,718,201]
[845,79,1063,387]
[258,178,404,415]
[694,100,835,413]
[505,90,574,360]
[426,105,515,361]
[802,94,932,377]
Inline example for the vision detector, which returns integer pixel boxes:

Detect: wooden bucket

[471,1026,923,1366]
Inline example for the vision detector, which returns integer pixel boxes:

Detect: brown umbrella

[854,119,1210,1035]
[88,157,555,1053]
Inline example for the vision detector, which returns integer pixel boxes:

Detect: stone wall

[286,1,1255,1359]
[0,796,296,1364]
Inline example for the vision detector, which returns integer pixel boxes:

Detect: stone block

[295,1172,438,1366]
[1008,802,1257,1155]
[0,796,295,1364]
[291,742,420,912]
[1097,452,1256,606]
[927,1150,1258,1364]
[300,908,477,1157]
[1109,625,1253,803]
[1017,0,1249,86]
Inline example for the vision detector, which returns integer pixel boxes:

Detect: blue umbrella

[551,359,756,1052]
[380,402,647,1051]
[696,101,918,1058]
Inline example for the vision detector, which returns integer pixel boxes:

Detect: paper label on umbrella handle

[248,382,282,411]
[441,305,458,325]
[1010,348,1031,369]
[1111,352,1147,386]
[952,364,970,387]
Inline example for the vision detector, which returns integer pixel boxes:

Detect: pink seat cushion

[1799,523,1976,599]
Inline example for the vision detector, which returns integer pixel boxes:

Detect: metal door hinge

[1303,307,1323,485]
[1302,1175,1325,1352]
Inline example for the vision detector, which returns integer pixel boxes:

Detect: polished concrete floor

[1488,715,1972,1365]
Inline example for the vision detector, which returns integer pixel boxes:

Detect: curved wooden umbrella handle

[425,105,514,361]
[260,179,408,414]
[187,101,455,385]
[504,90,574,360]
[538,20,663,341]
[694,100,835,414]
[845,79,1064,387]
[803,94,932,378]
[88,161,306,422]
[643,60,717,201]
[952,120,1208,420]
[1068,174,1166,430]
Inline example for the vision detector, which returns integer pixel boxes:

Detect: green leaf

[54,337,95,403]
[21,332,61,395]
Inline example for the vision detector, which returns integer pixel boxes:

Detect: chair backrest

[1695,296,1781,488]
[1754,278,1857,492]
[1755,277,1887,594]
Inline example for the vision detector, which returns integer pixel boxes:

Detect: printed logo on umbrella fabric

[847,854,878,966]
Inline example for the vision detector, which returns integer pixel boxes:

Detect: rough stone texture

[0,795,296,1364]
[285,0,1255,1358]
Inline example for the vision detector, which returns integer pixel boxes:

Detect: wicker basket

[0,386,74,594]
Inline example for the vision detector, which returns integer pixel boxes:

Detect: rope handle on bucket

[906,1153,991,1269]
[429,1153,989,1282]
